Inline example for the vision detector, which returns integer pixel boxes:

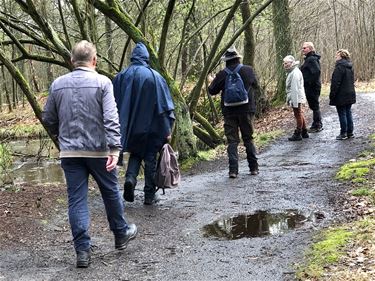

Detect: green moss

[0,144,13,184]
[352,177,367,183]
[254,130,283,149]
[297,227,353,279]
[197,148,220,161]
[180,157,196,170]
[351,188,373,197]
[0,144,12,169]
[39,91,49,98]
[56,197,67,205]
[180,145,225,171]
[357,150,374,158]
[336,158,375,181]
[0,123,45,139]
[357,218,372,228]
[180,130,283,171]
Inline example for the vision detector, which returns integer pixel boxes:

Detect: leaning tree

[0,0,275,156]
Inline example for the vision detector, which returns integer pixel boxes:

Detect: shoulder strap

[233,64,243,74]
[224,67,232,74]
[224,64,243,75]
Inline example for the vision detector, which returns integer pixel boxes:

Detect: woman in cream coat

[283,55,309,141]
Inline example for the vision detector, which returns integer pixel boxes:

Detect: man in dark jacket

[329,49,356,140]
[301,42,323,132]
[208,46,259,178]
[113,42,175,205]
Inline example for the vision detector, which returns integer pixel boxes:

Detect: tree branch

[0,16,58,53]
[188,0,242,114]
[58,0,72,49]
[14,0,72,67]
[0,48,59,149]
[158,0,176,67]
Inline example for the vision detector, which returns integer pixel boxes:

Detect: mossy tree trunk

[0,49,59,148]
[272,0,292,103]
[241,1,255,68]
[240,0,270,117]
[91,0,197,159]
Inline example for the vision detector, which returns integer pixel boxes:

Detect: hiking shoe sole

[308,128,323,133]
[336,135,348,140]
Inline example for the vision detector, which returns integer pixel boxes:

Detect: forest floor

[0,91,375,280]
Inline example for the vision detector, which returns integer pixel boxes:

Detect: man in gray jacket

[43,40,137,268]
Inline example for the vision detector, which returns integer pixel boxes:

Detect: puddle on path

[203,210,307,240]
[13,161,64,185]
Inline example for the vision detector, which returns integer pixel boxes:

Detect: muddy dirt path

[1,93,374,281]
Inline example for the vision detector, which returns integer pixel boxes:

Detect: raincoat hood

[130,42,149,65]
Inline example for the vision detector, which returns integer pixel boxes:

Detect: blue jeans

[125,151,157,200]
[224,113,258,173]
[336,105,353,135]
[61,158,128,252]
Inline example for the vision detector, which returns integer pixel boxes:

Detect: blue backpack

[223,64,249,107]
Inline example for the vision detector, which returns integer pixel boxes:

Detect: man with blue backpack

[208,46,259,178]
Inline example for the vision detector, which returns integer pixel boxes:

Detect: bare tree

[272,0,292,103]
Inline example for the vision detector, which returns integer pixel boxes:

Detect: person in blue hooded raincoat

[113,42,175,205]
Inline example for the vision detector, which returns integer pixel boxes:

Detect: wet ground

[1,93,374,281]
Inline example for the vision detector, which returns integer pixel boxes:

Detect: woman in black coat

[329,49,356,140]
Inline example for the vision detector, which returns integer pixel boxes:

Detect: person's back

[208,60,257,116]
[114,43,174,157]
[48,68,119,155]
[208,46,259,178]
[113,42,175,205]
[329,49,356,140]
[43,40,137,268]
[329,58,355,106]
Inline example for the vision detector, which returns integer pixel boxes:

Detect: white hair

[283,55,295,63]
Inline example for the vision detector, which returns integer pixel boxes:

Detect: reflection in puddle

[203,210,306,240]
[7,140,131,186]
[13,161,64,185]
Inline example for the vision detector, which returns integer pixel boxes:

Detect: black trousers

[305,87,323,128]
[224,113,258,174]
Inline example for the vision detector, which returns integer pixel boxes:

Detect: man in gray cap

[208,46,259,178]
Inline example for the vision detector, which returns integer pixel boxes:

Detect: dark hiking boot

[115,223,138,250]
[336,134,348,140]
[288,130,302,141]
[250,169,259,175]
[76,250,91,268]
[347,133,354,138]
[144,193,161,205]
[123,179,136,202]
[229,172,238,178]
[308,126,323,133]
[302,129,309,138]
